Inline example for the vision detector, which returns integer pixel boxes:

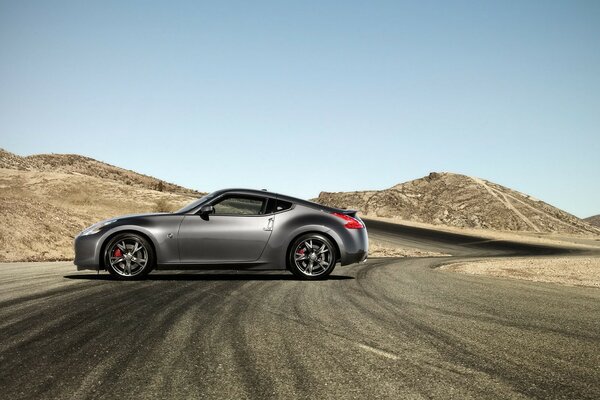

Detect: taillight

[332,213,364,229]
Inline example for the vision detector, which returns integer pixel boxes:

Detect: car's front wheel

[104,233,154,280]
[288,233,337,280]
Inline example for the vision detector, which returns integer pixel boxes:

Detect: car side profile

[74,189,368,280]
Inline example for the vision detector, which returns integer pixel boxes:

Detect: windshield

[176,193,216,214]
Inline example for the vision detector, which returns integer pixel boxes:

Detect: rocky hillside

[0,149,204,262]
[584,215,600,228]
[315,172,599,235]
[0,148,198,196]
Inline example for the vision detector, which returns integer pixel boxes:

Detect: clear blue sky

[1,1,599,217]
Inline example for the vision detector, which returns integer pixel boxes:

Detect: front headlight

[80,219,117,236]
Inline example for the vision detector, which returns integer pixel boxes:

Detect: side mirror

[199,205,215,220]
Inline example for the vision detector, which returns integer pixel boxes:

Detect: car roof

[213,188,348,213]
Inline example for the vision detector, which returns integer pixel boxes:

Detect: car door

[178,194,275,263]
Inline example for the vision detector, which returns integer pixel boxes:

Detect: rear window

[265,199,293,214]
[275,200,293,212]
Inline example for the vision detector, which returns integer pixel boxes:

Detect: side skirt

[154,262,286,271]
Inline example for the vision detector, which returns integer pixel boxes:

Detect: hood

[79,212,172,236]
[112,212,171,221]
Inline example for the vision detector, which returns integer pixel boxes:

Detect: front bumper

[74,233,102,271]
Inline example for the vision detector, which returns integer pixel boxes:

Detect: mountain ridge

[315,172,599,235]
[584,215,600,228]
[0,148,199,196]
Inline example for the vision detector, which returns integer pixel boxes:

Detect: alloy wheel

[108,238,149,277]
[293,238,333,277]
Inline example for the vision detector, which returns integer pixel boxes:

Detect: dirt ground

[440,256,600,288]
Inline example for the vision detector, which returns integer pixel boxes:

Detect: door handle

[264,217,274,231]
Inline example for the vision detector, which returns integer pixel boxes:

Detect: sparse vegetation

[65,191,94,206]
[153,198,173,213]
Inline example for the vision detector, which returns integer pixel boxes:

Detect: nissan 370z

[74,189,368,280]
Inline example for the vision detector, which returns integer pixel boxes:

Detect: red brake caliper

[113,248,123,258]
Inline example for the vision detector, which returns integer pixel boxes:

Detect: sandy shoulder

[369,240,449,258]
[440,256,600,288]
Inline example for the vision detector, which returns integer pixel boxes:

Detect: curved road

[0,220,599,399]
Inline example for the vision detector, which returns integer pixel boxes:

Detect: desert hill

[315,172,599,235]
[0,148,197,196]
[584,215,600,228]
[0,149,204,262]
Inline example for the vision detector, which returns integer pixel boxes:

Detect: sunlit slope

[315,172,599,235]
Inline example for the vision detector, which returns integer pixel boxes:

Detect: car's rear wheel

[104,233,154,280]
[288,233,337,280]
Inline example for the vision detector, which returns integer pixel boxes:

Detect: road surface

[0,220,598,399]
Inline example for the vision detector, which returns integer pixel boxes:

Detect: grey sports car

[74,188,368,280]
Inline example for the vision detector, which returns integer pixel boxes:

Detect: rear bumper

[339,228,369,265]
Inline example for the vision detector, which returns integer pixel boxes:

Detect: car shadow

[64,273,354,281]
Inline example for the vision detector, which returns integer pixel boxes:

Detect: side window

[212,196,266,216]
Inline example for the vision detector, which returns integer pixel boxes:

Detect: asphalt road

[1,220,599,399]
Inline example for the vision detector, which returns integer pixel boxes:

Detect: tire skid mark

[0,282,169,352]
[0,280,235,399]
[72,282,228,399]
[0,281,110,331]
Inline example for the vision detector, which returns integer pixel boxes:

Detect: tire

[104,233,155,280]
[288,233,337,280]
